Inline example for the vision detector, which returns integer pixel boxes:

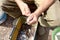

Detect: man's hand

[15,0,31,16]
[27,13,38,25]
[20,3,31,16]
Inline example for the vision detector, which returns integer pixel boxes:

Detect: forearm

[15,0,31,16]
[15,0,25,9]
[34,0,54,17]
[15,0,24,6]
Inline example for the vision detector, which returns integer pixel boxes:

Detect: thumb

[27,15,33,24]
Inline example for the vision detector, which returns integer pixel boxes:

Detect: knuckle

[35,19,37,22]
[22,13,25,15]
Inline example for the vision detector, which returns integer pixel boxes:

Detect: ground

[0,15,53,40]
[0,16,14,40]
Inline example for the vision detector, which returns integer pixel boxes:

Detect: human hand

[20,3,31,16]
[26,13,38,25]
[15,0,31,16]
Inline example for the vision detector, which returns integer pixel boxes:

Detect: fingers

[21,3,31,16]
[22,11,31,16]
[27,15,38,25]
[25,7,31,16]
[27,15,33,23]
[22,10,31,16]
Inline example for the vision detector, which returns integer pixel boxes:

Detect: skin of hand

[27,0,54,25]
[27,13,38,25]
[15,0,54,25]
[15,0,31,16]
[20,3,31,16]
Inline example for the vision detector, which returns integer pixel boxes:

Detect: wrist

[33,12,41,17]
[32,12,39,18]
